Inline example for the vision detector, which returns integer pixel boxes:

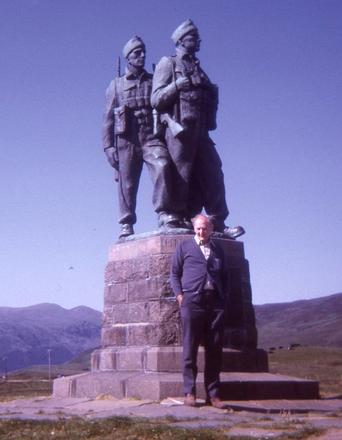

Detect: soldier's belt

[133,109,151,126]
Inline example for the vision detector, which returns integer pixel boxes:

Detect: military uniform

[151,22,229,231]
[103,39,180,233]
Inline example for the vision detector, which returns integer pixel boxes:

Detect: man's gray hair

[191,214,214,226]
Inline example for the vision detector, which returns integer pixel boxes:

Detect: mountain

[1,293,341,372]
[0,303,101,372]
[255,292,342,349]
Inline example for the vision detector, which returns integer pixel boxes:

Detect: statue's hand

[175,76,191,91]
[105,147,119,170]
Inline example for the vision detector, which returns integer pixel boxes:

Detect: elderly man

[103,36,183,238]
[151,20,244,239]
[170,214,227,408]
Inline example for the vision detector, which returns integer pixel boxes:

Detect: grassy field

[0,371,51,401]
[0,415,326,440]
[0,361,90,401]
[0,417,227,440]
[268,346,342,397]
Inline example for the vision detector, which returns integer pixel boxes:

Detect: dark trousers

[180,290,225,398]
[117,138,175,225]
[165,126,229,226]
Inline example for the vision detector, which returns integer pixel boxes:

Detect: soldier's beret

[123,36,145,58]
[171,19,198,44]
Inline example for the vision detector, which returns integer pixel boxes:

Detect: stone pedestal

[100,233,258,353]
[53,232,319,400]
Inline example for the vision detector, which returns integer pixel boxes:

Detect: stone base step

[53,371,319,401]
[91,346,269,373]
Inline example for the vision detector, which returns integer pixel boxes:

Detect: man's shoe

[184,393,196,407]
[206,396,226,409]
[222,225,245,239]
[119,224,134,238]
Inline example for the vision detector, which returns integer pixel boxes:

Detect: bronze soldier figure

[151,20,244,238]
[103,36,183,238]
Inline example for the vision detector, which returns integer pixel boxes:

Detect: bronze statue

[151,20,244,239]
[102,36,183,238]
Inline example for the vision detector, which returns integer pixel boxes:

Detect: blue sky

[1,0,341,311]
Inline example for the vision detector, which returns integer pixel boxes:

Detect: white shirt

[194,236,215,290]
[194,235,211,260]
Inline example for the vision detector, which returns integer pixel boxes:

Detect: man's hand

[176,294,183,306]
[175,76,191,91]
[105,147,119,170]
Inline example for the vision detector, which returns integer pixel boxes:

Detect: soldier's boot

[183,219,194,230]
[222,225,245,239]
[158,212,183,229]
[119,223,134,238]
[214,221,245,239]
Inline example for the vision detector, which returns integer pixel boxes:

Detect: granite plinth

[53,371,319,401]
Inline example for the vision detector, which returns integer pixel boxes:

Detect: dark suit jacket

[170,238,228,300]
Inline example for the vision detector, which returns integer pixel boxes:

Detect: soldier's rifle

[113,56,121,182]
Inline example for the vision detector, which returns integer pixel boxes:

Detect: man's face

[127,47,145,70]
[180,32,201,54]
[194,218,213,244]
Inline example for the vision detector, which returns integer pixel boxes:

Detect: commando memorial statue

[103,21,244,240]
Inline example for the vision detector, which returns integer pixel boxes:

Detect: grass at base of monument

[0,371,53,402]
[0,417,231,440]
[268,346,342,397]
[0,416,324,440]
[0,382,51,402]
[0,366,84,402]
